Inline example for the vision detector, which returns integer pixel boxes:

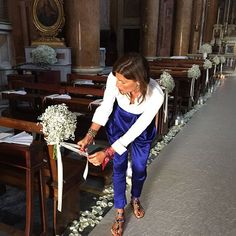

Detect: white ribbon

[54,142,89,212]
[220,63,223,74]
[213,64,216,75]
[190,78,195,101]
[205,69,209,86]
[61,142,89,180]
[163,91,168,123]
[203,52,207,59]
[56,144,63,212]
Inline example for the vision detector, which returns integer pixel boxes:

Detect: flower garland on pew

[203,59,213,86]
[187,64,201,101]
[158,71,175,122]
[38,103,88,212]
[199,43,212,59]
[220,56,226,77]
[212,56,220,76]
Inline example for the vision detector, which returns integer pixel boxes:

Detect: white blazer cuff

[112,140,127,155]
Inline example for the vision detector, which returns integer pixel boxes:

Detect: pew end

[0,117,86,235]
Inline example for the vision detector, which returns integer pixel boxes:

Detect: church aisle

[90,74,236,236]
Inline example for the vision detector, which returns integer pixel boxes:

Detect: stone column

[189,0,204,53]
[203,0,218,43]
[173,0,194,56]
[141,0,160,59]
[64,0,101,74]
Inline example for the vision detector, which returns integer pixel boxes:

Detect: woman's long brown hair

[112,53,150,103]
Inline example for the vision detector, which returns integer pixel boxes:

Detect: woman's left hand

[87,151,106,166]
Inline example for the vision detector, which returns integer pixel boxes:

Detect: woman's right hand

[77,134,93,151]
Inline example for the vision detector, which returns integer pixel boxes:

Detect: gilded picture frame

[32,0,65,46]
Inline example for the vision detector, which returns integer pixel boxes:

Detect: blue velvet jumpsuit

[106,101,156,209]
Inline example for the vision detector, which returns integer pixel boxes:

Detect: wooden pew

[3,76,113,190]
[14,69,61,84]
[2,80,66,121]
[150,69,194,126]
[0,117,47,236]
[149,58,213,95]
[43,85,113,187]
[149,59,206,114]
[67,73,107,86]
[0,117,85,235]
[7,74,36,89]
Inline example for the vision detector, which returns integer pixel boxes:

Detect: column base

[72,66,103,75]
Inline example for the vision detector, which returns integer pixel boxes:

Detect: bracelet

[85,133,94,145]
[103,147,115,160]
[102,147,115,171]
[87,128,97,138]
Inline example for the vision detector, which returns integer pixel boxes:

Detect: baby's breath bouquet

[38,103,77,212]
[220,56,226,64]
[204,59,212,86]
[188,64,201,79]
[199,43,212,54]
[32,45,57,65]
[203,59,213,70]
[219,56,226,75]
[38,103,77,145]
[159,71,175,93]
[212,56,220,65]
[158,71,175,123]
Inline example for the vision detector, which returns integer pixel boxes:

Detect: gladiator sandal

[111,211,125,236]
[130,198,145,219]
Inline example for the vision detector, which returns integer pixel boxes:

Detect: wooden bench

[67,73,107,86]
[42,86,113,187]
[0,117,85,235]
[149,59,207,114]
[3,74,113,187]
[150,69,193,125]
[149,58,215,94]
[2,80,66,121]
[0,118,47,236]
[14,69,61,84]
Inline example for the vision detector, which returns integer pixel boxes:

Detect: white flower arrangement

[199,43,212,54]
[203,59,213,70]
[212,56,220,65]
[32,45,57,65]
[38,103,78,212]
[220,56,226,64]
[38,104,77,145]
[187,64,201,79]
[159,71,175,93]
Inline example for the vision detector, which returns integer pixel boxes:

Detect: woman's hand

[87,151,106,166]
[77,134,93,151]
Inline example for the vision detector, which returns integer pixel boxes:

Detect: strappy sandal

[111,211,125,236]
[130,198,145,219]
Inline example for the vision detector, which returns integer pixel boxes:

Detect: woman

[78,53,164,236]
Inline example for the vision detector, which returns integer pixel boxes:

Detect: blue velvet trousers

[106,103,156,209]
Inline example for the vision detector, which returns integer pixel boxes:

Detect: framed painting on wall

[32,0,65,46]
